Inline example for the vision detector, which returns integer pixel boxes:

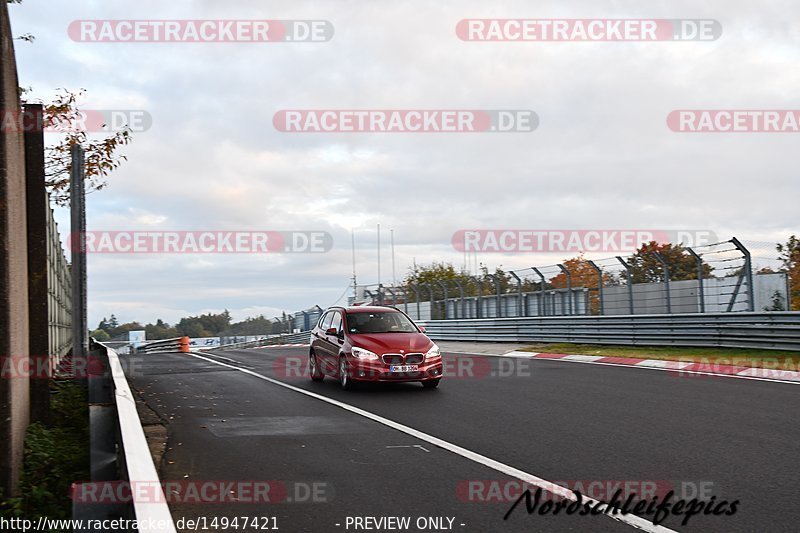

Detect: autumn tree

[404,262,478,302]
[176,311,232,337]
[220,315,274,336]
[777,235,800,311]
[9,0,133,202]
[549,253,614,313]
[627,241,713,284]
[38,89,132,205]
[144,319,180,340]
[106,321,145,339]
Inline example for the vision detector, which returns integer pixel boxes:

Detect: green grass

[0,381,89,524]
[519,343,800,370]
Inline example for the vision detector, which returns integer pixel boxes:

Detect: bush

[0,381,89,522]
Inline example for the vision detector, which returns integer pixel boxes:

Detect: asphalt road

[124,346,800,533]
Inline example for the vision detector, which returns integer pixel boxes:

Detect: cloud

[9,0,799,325]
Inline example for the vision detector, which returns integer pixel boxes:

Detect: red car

[309,306,443,390]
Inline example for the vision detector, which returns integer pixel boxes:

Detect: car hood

[350,332,433,354]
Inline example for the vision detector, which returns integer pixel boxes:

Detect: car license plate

[390,365,419,373]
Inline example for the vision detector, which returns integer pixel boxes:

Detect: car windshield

[346,311,419,334]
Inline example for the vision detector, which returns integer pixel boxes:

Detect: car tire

[309,352,324,382]
[339,356,353,390]
[422,379,440,389]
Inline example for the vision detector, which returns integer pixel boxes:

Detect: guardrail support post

[587,260,604,315]
[453,279,465,319]
[487,274,502,318]
[531,267,546,316]
[557,264,573,315]
[653,251,672,314]
[422,283,435,320]
[435,280,449,319]
[730,237,755,312]
[616,256,635,315]
[686,247,705,313]
[509,271,523,317]
[475,278,483,319]
[386,286,398,307]
[410,284,421,320]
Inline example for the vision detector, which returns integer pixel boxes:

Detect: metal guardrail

[135,336,188,354]
[73,340,176,532]
[215,331,312,351]
[420,312,800,351]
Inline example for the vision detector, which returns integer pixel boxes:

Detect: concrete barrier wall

[0,1,31,496]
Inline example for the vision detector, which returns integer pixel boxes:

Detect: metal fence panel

[420,312,800,351]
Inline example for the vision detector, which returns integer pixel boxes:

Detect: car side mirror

[326,327,338,336]
[418,325,426,333]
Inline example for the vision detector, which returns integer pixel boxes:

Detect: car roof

[329,305,402,314]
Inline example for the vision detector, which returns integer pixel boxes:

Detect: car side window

[330,311,342,334]
[320,312,333,331]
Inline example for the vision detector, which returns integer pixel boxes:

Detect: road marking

[203,352,255,368]
[386,444,431,453]
[187,351,675,533]
[446,350,800,385]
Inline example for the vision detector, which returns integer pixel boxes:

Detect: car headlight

[351,347,379,360]
[425,344,441,360]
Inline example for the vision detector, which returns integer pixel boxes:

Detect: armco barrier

[135,336,190,354]
[73,339,176,532]
[215,330,312,350]
[419,312,800,351]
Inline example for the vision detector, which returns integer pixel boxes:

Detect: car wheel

[422,379,440,389]
[339,357,353,390]
[309,352,324,382]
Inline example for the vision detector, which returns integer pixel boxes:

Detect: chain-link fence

[358,238,791,320]
[47,200,72,362]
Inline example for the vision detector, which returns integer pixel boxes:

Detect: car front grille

[404,354,424,365]
[382,353,424,365]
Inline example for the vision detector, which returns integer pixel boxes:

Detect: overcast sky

[8,0,799,327]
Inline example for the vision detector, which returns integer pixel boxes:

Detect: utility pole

[391,229,396,287]
[70,145,87,364]
[351,230,357,300]
[377,223,381,287]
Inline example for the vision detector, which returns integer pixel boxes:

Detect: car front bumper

[346,358,443,382]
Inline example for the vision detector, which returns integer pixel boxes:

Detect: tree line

[89,310,296,342]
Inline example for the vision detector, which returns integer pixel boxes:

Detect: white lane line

[204,353,255,368]
[187,351,675,533]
